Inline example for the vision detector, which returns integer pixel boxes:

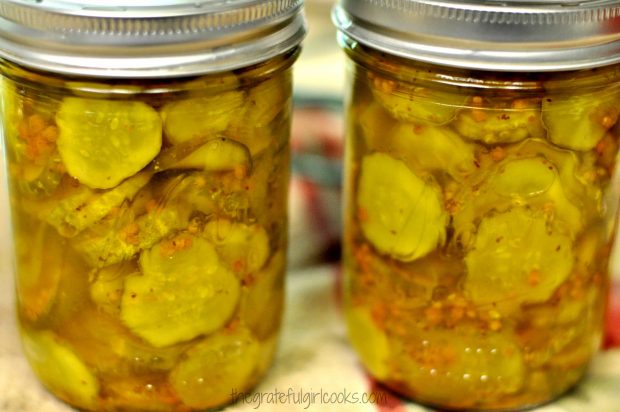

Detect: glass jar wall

[341,38,618,410]
[1,49,297,411]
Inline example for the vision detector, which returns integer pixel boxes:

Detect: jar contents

[343,48,616,410]
[4,54,291,411]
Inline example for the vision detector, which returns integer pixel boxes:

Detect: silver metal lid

[333,0,620,71]
[0,0,306,78]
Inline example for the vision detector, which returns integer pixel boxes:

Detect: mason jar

[0,1,305,410]
[334,1,620,410]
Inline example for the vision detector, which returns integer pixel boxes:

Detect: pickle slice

[454,99,544,144]
[169,327,260,409]
[388,123,477,179]
[395,329,524,406]
[345,306,390,380]
[172,137,251,172]
[56,97,162,189]
[46,172,151,237]
[89,261,139,316]
[357,153,447,261]
[464,207,574,314]
[15,220,64,323]
[121,235,240,347]
[21,329,99,409]
[162,91,245,144]
[238,251,285,340]
[543,92,619,151]
[371,80,466,124]
[203,219,270,276]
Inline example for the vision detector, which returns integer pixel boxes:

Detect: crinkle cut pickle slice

[357,152,448,262]
[121,234,240,348]
[56,97,162,189]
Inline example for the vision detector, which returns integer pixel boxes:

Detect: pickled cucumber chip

[21,329,99,409]
[169,327,259,409]
[395,329,524,405]
[56,97,162,189]
[89,261,139,316]
[45,171,151,237]
[161,91,245,144]
[543,92,620,151]
[15,221,64,323]
[238,251,285,340]
[464,208,574,314]
[346,306,390,380]
[121,235,240,347]
[357,153,447,261]
[358,102,396,150]
[173,137,251,172]
[203,219,270,276]
[371,81,466,124]
[453,154,583,247]
[454,99,544,144]
[385,123,477,179]
[17,153,64,199]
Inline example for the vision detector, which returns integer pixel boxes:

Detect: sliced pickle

[453,154,583,247]
[45,172,151,237]
[15,221,64,323]
[345,306,390,380]
[16,153,64,198]
[454,99,544,144]
[21,329,99,409]
[464,208,574,314]
[395,329,525,405]
[56,97,162,189]
[169,327,260,409]
[543,92,620,151]
[357,153,447,261]
[121,235,240,347]
[371,79,466,124]
[386,122,477,179]
[238,251,285,340]
[226,76,288,155]
[171,137,251,172]
[202,219,270,276]
[74,203,191,268]
[90,261,139,316]
[59,309,187,375]
[358,101,396,151]
[161,91,245,144]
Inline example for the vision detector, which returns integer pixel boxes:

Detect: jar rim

[0,0,306,78]
[333,0,620,71]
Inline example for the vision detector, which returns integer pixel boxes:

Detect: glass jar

[0,1,305,411]
[334,1,620,410]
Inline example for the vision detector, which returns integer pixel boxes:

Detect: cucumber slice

[89,261,139,316]
[395,329,524,406]
[161,91,245,144]
[387,123,477,179]
[543,92,619,151]
[238,251,285,340]
[169,137,251,172]
[454,99,544,144]
[121,235,240,347]
[203,219,270,277]
[21,329,99,409]
[56,97,162,189]
[357,153,447,261]
[371,80,466,124]
[15,220,64,323]
[345,306,390,380]
[464,207,574,314]
[169,327,260,409]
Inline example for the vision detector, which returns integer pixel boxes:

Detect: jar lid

[0,0,306,78]
[333,0,620,71]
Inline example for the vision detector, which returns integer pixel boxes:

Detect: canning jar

[334,1,620,410]
[0,1,305,410]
